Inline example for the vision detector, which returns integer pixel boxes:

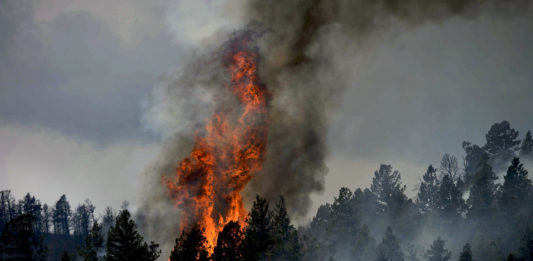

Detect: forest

[1,120,533,261]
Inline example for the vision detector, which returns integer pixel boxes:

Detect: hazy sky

[1,0,532,221]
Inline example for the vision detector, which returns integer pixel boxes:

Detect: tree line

[1,120,533,260]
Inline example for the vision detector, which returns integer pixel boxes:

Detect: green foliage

[105,209,160,261]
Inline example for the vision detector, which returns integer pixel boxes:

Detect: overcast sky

[1,0,532,220]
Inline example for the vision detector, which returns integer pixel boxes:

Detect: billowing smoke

[137,0,532,256]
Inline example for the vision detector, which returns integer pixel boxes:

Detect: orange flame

[164,37,269,253]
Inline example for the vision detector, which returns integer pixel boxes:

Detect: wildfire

[164,37,270,252]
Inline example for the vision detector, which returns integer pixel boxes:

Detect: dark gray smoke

[241,0,532,220]
[138,0,532,257]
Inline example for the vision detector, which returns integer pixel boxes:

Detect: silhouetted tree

[437,174,465,220]
[500,158,532,217]
[440,154,459,181]
[457,243,472,261]
[353,225,376,261]
[417,165,440,214]
[41,204,51,234]
[0,190,16,234]
[101,206,115,241]
[371,164,408,217]
[0,214,46,260]
[53,195,71,237]
[424,237,451,261]
[72,200,95,240]
[169,224,208,261]
[462,142,489,185]
[20,193,42,232]
[213,221,243,261]
[242,196,272,261]
[374,227,404,261]
[269,196,301,261]
[468,162,498,219]
[484,121,520,154]
[520,131,533,160]
[105,209,160,261]
[79,221,103,261]
[484,121,520,172]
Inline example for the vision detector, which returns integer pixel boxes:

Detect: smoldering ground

[137,0,533,257]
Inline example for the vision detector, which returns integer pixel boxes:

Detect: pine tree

[520,131,533,160]
[371,164,408,217]
[0,214,47,260]
[268,196,300,261]
[213,221,243,261]
[457,243,472,261]
[374,227,404,261]
[242,195,272,261]
[484,121,520,155]
[424,237,451,261]
[467,162,498,219]
[437,174,465,219]
[462,142,489,185]
[170,224,208,261]
[353,225,376,261]
[500,158,532,216]
[417,165,440,214]
[105,209,160,261]
[79,221,103,261]
[53,195,72,237]
[72,200,95,240]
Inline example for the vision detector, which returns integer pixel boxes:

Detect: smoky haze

[137,0,533,257]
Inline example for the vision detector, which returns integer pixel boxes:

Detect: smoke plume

[138,0,532,256]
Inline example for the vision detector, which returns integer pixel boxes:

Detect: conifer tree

[417,165,440,214]
[170,224,208,261]
[438,174,465,219]
[520,131,533,160]
[269,196,301,261]
[468,162,498,219]
[371,164,408,217]
[242,195,272,261]
[424,237,451,261]
[79,221,103,261]
[53,195,72,237]
[213,221,244,261]
[105,209,160,261]
[374,227,404,261]
[500,158,532,217]
[353,225,376,261]
[0,214,47,260]
[457,243,472,261]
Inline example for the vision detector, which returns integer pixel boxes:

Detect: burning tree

[163,35,271,252]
